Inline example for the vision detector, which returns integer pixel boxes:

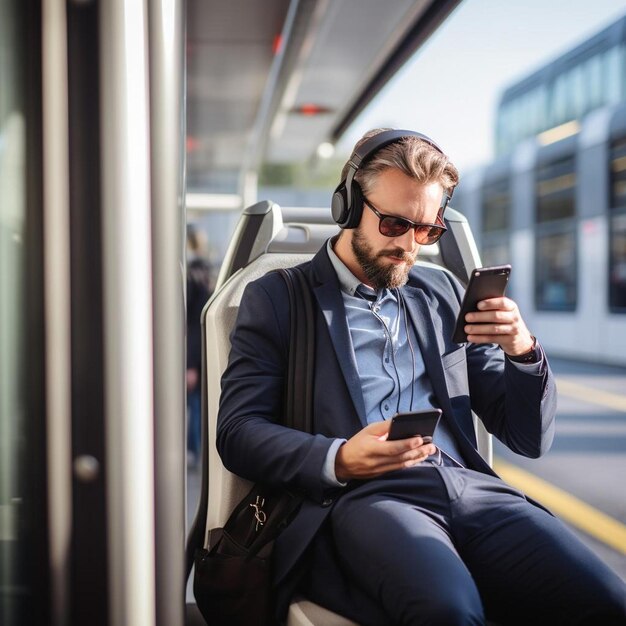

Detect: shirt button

[384,404,389,410]
[385,357,389,363]
[322,498,333,507]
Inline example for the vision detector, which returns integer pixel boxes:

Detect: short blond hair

[341,128,459,196]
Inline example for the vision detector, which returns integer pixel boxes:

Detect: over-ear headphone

[331,129,447,229]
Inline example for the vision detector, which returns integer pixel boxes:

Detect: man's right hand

[335,420,436,482]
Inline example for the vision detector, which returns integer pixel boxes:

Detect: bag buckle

[249,495,267,531]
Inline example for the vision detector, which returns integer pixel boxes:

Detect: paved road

[493,357,626,582]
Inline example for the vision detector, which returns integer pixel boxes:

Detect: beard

[351,226,417,289]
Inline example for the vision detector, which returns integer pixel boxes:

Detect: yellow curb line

[493,457,626,555]
[556,378,626,413]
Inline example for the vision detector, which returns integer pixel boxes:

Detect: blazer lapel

[310,244,367,425]
[313,280,367,425]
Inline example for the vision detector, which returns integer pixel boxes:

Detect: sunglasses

[363,196,448,245]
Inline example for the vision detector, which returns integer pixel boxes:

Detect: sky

[340,0,626,173]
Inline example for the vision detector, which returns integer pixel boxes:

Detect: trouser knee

[418,601,484,626]
[394,586,485,625]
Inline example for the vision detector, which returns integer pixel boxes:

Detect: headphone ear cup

[343,180,364,229]
[331,184,350,227]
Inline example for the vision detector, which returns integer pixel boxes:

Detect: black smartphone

[387,409,442,442]
[452,264,511,344]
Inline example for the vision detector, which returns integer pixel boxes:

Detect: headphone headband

[349,129,444,170]
[332,129,449,229]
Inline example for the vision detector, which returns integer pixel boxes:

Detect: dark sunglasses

[363,196,448,244]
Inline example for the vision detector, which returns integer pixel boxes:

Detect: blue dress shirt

[321,239,541,485]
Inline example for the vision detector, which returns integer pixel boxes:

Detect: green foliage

[258,163,296,186]
[259,157,346,189]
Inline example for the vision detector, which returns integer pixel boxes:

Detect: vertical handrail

[42,1,71,624]
[100,2,156,625]
[148,1,186,625]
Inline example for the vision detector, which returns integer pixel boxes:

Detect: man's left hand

[464,297,534,357]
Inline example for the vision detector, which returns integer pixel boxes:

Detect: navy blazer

[217,242,557,612]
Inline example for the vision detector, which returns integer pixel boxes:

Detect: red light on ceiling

[273,34,283,55]
[186,136,201,152]
[293,103,333,116]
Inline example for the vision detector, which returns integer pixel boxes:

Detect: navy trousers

[305,467,626,625]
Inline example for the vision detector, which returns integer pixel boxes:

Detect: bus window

[535,157,577,311]
[481,178,511,268]
[1,2,48,624]
[610,136,626,312]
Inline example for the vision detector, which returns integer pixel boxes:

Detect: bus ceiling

[185,0,461,199]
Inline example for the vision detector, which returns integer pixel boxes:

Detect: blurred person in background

[186,224,214,468]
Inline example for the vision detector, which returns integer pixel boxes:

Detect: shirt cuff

[507,353,544,374]
[322,438,348,487]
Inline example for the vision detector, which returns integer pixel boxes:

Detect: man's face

[350,169,445,289]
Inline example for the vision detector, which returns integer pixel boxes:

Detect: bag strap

[226,266,315,559]
[277,266,315,434]
[185,265,317,577]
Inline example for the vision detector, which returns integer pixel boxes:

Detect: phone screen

[452,265,511,344]
[387,409,442,441]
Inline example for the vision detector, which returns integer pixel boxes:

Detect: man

[217,129,626,624]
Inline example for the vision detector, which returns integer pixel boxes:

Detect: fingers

[472,296,514,311]
[466,323,513,335]
[465,320,517,343]
[463,297,531,349]
[366,442,436,475]
[466,310,515,325]
[336,430,437,481]
[399,442,437,467]
[374,437,437,468]
[465,301,517,325]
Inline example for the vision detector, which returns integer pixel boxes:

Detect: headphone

[331,129,449,229]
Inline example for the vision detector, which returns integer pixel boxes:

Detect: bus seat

[287,596,359,626]
[191,200,490,626]
[203,257,356,622]
[204,249,313,528]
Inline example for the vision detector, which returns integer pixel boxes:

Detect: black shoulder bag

[193,267,315,626]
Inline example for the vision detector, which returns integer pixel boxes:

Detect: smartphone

[387,409,442,442]
[452,264,511,344]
